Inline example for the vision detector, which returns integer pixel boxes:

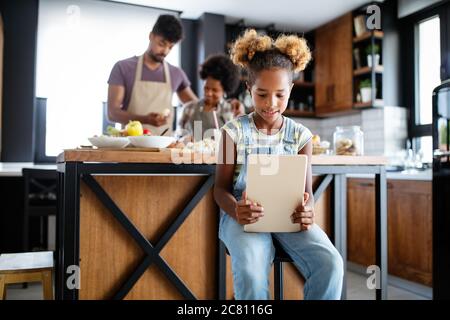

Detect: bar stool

[220,238,293,300]
[0,251,54,300]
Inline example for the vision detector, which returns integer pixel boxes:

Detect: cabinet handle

[331,85,335,102]
[357,182,374,187]
[356,182,393,188]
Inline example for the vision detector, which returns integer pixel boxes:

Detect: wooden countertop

[58,148,387,165]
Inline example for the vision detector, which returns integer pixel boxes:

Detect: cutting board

[77,146,167,152]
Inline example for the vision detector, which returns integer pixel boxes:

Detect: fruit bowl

[128,135,175,148]
[88,136,130,148]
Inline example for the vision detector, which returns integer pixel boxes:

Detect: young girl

[214,29,343,300]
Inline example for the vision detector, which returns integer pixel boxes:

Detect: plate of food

[88,135,130,148]
[87,121,149,148]
[128,135,176,148]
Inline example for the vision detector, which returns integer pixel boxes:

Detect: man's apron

[127,54,173,135]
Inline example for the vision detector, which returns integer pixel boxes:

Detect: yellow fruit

[312,135,321,145]
[126,120,143,136]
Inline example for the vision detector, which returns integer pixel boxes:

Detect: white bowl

[88,136,129,148]
[128,135,175,148]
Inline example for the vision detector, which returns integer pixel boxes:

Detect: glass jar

[333,126,364,156]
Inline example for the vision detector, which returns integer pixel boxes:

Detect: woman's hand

[291,192,314,231]
[235,191,264,225]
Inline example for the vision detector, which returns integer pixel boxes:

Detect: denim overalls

[219,114,344,300]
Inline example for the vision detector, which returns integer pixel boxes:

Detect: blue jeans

[219,212,344,300]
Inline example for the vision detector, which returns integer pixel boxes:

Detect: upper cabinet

[314,13,353,116]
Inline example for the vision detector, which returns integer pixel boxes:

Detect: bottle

[333,126,364,156]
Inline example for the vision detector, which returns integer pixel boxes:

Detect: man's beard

[148,51,165,63]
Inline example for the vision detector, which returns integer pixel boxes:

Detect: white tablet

[244,154,308,233]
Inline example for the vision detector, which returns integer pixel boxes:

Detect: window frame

[402,2,450,143]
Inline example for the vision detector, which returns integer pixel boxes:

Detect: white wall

[293,106,408,158]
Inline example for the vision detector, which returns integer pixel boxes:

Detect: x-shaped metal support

[82,173,215,300]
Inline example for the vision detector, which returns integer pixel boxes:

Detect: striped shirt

[222,113,313,183]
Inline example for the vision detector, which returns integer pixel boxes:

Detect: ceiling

[110,0,375,32]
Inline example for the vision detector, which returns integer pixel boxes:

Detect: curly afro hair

[199,54,241,96]
[230,29,311,83]
[152,14,183,43]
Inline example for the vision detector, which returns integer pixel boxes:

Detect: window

[35,0,180,158]
[415,15,441,125]
[413,136,433,163]
[404,3,449,163]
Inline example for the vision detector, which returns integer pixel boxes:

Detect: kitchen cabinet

[347,178,432,286]
[314,13,353,116]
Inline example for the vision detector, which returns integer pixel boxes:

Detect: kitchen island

[56,149,387,300]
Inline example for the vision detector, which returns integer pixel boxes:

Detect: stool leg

[0,275,6,300]
[218,241,227,300]
[274,262,284,300]
[42,270,53,300]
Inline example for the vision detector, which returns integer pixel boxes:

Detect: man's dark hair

[152,14,183,43]
[200,54,241,96]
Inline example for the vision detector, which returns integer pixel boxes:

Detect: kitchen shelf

[353,65,384,76]
[283,110,316,118]
[353,30,384,43]
[353,99,384,108]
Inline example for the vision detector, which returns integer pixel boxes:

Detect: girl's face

[249,68,292,125]
[203,77,224,107]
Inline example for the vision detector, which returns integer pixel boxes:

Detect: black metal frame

[57,162,387,300]
[56,162,215,300]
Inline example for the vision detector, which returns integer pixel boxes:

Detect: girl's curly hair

[230,29,311,82]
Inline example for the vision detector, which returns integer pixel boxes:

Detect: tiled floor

[346,271,429,300]
[3,271,430,300]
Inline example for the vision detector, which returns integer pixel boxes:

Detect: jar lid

[335,125,361,131]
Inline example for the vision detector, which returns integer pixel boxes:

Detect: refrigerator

[432,79,450,299]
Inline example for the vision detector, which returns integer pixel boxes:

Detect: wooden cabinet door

[330,13,353,112]
[315,13,353,116]
[347,179,376,266]
[388,180,432,286]
[347,178,432,286]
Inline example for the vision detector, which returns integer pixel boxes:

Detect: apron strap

[134,55,144,83]
[162,61,172,90]
[135,55,171,90]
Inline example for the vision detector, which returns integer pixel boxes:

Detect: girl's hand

[235,191,264,225]
[291,192,314,231]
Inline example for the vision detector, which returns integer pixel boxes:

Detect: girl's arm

[214,130,239,219]
[291,140,315,230]
[299,140,315,208]
[214,130,264,224]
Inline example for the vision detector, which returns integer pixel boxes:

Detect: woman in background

[179,54,244,139]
